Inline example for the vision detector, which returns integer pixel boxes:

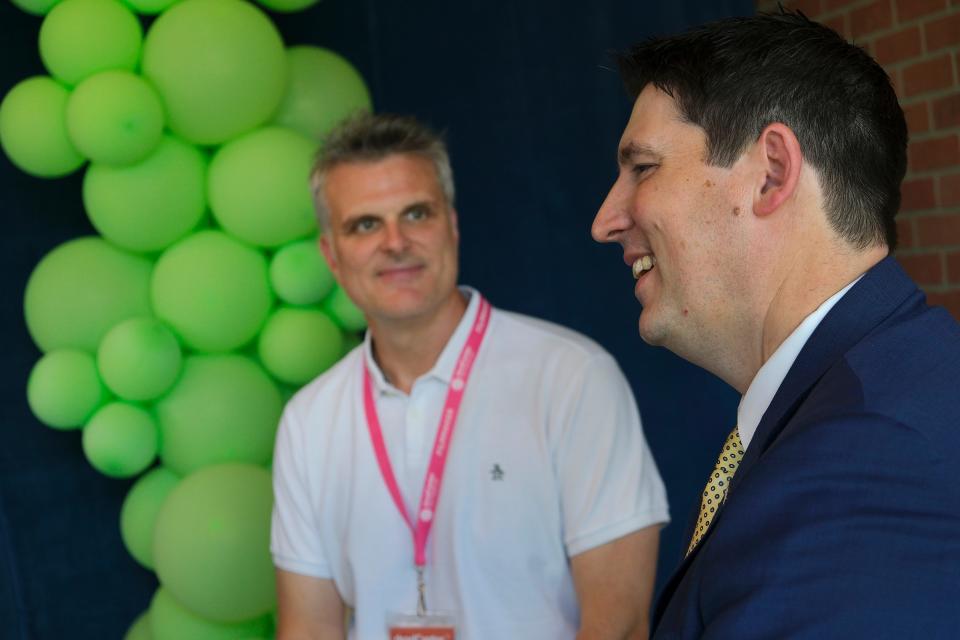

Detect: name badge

[387,612,457,640]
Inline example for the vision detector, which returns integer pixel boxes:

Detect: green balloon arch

[3,0,373,631]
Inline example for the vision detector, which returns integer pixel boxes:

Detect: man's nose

[381,220,410,253]
[592,179,630,243]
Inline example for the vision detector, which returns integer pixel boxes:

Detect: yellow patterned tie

[686,426,744,557]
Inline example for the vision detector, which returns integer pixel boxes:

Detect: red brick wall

[756,0,960,320]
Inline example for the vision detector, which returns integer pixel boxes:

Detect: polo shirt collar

[363,286,481,395]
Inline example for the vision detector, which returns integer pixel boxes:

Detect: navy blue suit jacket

[653,256,960,639]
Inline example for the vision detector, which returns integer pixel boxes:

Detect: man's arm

[275,569,346,640]
[571,525,660,640]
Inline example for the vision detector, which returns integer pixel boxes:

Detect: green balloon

[84,134,206,252]
[39,0,142,86]
[322,285,367,332]
[11,0,64,15]
[253,0,316,13]
[153,464,276,622]
[154,354,282,475]
[123,0,178,15]
[273,46,372,142]
[150,587,272,640]
[258,307,343,385]
[125,611,153,640]
[66,70,164,166]
[82,401,158,478]
[0,76,85,178]
[121,466,180,570]
[341,330,362,356]
[25,236,153,353]
[27,349,109,430]
[142,0,287,145]
[208,127,317,248]
[151,231,272,352]
[98,317,182,401]
[269,238,333,305]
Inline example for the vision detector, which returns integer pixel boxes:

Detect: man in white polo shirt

[271,113,669,639]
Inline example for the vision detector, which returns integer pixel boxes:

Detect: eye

[350,216,379,234]
[632,163,656,177]
[404,205,430,221]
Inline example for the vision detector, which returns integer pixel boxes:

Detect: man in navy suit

[592,10,960,638]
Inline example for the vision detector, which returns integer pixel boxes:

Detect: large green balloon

[125,611,153,640]
[151,231,272,352]
[258,307,343,385]
[24,236,153,353]
[149,587,272,640]
[269,238,334,305]
[0,76,85,178]
[141,0,287,145]
[121,466,180,570]
[82,401,158,478]
[208,127,317,248]
[39,0,142,86]
[153,464,276,622]
[98,317,182,401]
[83,135,206,252]
[154,354,282,475]
[273,46,372,142]
[27,349,109,430]
[322,285,367,331]
[12,0,63,15]
[66,70,164,166]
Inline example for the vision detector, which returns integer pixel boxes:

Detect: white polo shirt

[271,289,669,639]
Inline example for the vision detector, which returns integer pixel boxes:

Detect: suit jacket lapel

[652,256,920,632]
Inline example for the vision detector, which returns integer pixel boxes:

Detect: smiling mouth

[632,255,656,279]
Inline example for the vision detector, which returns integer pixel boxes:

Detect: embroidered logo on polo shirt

[490,464,504,481]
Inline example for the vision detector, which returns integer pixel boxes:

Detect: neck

[368,290,469,394]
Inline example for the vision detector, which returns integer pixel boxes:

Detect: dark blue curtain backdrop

[1,0,751,636]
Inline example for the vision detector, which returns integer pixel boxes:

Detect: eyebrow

[618,141,661,166]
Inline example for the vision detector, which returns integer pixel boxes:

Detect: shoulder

[489,307,617,368]
[282,344,363,430]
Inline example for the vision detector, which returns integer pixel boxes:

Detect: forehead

[323,153,444,216]
[618,85,707,162]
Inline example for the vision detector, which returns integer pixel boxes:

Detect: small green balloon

[341,330,362,356]
[0,76,85,178]
[269,238,333,305]
[121,466,180,570]
[39,0,142,86]
[153,464,276,622]
[124,611,153,640]
[273,46,372,142]
[122,0,178,15]
[258,307,343,385]
[208,127,317,248]
[322,285,367,332]
[66,70,164,166]
[25,236,154,353]
[154,354,282,475]
[151,231,272,352]
[149,587,272,640]
[82,401,158,478]
[11,0,64,15]
[98,317,182,401]
[83,134,206,252]
[27,349,109,430]
[253,0,317,13]
[141,0,287,145]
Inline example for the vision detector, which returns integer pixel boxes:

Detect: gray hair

[310,113,456,231]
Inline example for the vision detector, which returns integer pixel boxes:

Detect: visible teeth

[632,255,656,279]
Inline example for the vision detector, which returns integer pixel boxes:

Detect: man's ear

[319,233,341,283]
[449,207,460,241]
[753,123,802,217]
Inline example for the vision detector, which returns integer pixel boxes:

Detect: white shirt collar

[737,276,862,450]
[363,286,480,395]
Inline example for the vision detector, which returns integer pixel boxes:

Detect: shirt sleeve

[553,351,670,557]
[270,403,333,578]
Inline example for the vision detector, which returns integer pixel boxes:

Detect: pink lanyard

[362,296,492,574]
